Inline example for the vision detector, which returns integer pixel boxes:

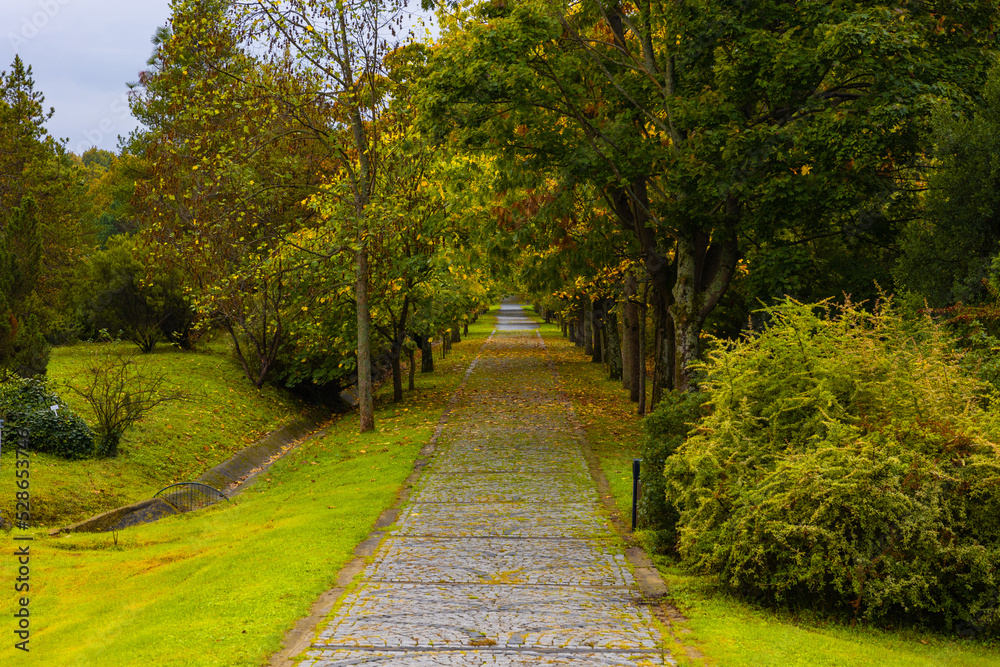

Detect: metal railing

[153,482,228,513]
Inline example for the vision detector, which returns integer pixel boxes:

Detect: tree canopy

[418,0,998,394]
[2,0,999,429]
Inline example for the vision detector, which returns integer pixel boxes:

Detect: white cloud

[0,0,439,154]
[0,0,171,153]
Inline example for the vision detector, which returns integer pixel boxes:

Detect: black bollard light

[631,458,641,532]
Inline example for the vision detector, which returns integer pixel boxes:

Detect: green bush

[0,377,94,459]
[638,389,706,553]
[665,298,1000,634]
[76,235,195,353]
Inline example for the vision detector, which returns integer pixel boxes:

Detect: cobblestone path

[298,302,672,666]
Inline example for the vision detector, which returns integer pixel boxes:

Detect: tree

[1,57,94,343]
[0,56,94,355]
[896,64,1000,307]
[78,235,194,352]
[66,343,184,457]
[131,0,327,386]
[0,198,47,378]
[0,56,50,215]
[420,0,998,391]
[239,0,430,431]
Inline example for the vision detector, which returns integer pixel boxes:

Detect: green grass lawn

[0,312,496,666]
[533,311,1000,667]
[1,337,307,527]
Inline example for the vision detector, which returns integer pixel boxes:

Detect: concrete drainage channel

[49,357,402,536]
[50,411,329,535]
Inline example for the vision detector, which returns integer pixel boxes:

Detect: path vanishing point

[296,300,673,666]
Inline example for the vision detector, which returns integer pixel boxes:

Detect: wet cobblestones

[315,582,659,650]
[297,303,671,666]
[365,537,632,586]
[303,649,663,665]
[393,502,610,539]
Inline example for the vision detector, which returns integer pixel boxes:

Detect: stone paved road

[298,301,672,666]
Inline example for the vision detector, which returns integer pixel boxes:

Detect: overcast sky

[2,1,438,156]
[1,0,172,155]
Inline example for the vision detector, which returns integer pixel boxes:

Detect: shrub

[77,235,196,353]
[638,390,706,553]
[65,344,184,457]
[665,298,1000,634]
[0,377,94,459]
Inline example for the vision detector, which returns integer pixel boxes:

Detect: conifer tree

[0,197,48,378]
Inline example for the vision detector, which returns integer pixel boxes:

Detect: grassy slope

[0,312,496,666]
[2,338,306,527]
[533,313,1000,667]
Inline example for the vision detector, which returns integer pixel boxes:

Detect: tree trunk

[620,298,630,391]
[356,244,375,432]
[338,19,375,434]
[408,346,416,390]
[568,319,576,345]
[451,325,461,344]
[391,354,402,403]
[625,274,641,404]
[421,336,434,373]
[584,302,593,355]
[590,300,603,364]
[650,288,674,411]
[638,286,648,415]
[561,314,567,337]
[670,224,739,391]
[673,311,701,392]
[606,180,678,402]
[604,302,623,381]
[389,296,410,403]
[463,321,468,336]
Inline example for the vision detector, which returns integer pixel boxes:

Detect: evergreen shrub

[639,389,706,553]
[0,377,94,459]
[665,298,1000,634]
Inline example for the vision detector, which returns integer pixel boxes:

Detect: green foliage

[638,390,706,553]
[77,235,194,352]
[79,150,142,247]
[896,64,1000,307]
[0,197,48,377]
[131,0,327,386]
[924,304,1000,396]
[420,0,999,389]
[1,57,97,347]
[665,298,1000,634]
[0,376,93,459]
[65,344,184,458]
[0,56,51,214]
